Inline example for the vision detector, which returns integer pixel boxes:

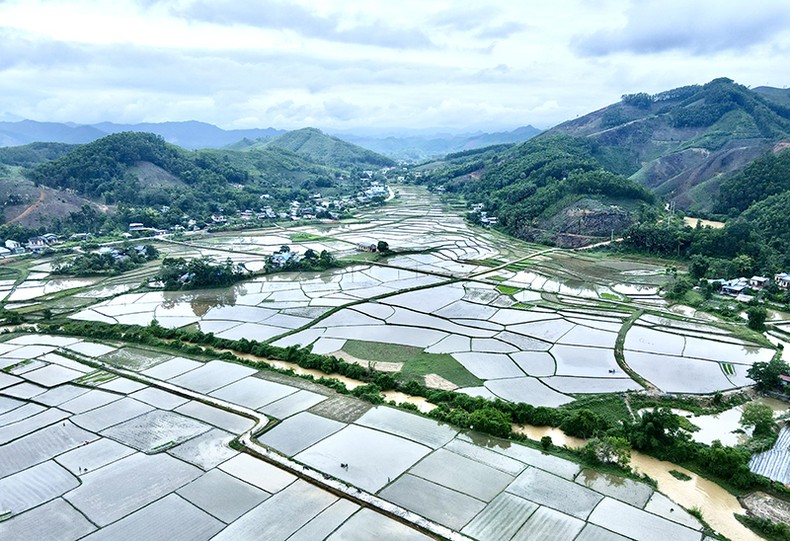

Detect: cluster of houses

[713,273,790,301]
[95,245,150,263]
[470,203,499,226]
[269,250,300,268]
[0,233,60,256]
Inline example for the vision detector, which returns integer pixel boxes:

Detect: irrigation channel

[224,347,778,541]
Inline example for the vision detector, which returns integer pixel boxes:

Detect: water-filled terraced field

[1,184,785,540]
[22,184,776,402]
[0,333,709,540]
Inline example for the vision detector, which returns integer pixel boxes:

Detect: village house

[4,239,22,252]
[26,236,49,253]
[721,277,749,296]
[270,251,299,268]
[775,273,790,291]
[749,276,770,289]
[357,242,377,252]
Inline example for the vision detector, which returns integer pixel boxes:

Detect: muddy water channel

[514,424,766,541]
[629,453,763,541]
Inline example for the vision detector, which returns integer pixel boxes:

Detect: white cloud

[0,0,786,131]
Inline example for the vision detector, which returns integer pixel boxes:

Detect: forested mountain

[234,128,396,170]
[544,78,790,212]
[621,147,790,273]
[420,135,656,247]
[0,131,378,237]
[716,149,790,215]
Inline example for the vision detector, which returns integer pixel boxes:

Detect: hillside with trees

[0,130,387,239]
[21,131,352,215]
[240,128,396,170]
[617,146,790,276]
[544,78,790,213]
[420,135,656,246]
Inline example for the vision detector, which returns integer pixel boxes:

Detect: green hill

[422,135,656,247]
[255,128,396,170]
[24,132,351,219]
[0,142,77,167]
[544,78,790,213]
[716,148,790,215]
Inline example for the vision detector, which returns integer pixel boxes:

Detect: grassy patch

[289,232,325,242]
[675,415,700,433]
[630,392,749,416]
[496,284,522,296]
[74,370,117,385]
[679,289,705,306]
[561,394,632,423]
[735,514,790,541]
[720,323,774,348]
[688,506,704,521]
[599,292,622,301]
[2,359,34,373]
[505,260,534,272]
[341,340,483,388]
[488,275,508,282]
[669,469,692,481]
[513,302,534,311]
[467,258,507,268]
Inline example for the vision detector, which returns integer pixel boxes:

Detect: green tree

[746,306,768,331]
[469,407,512,438]
[733,254,754,276]
[747,358,789,391]
[581,436,631,469]
[377,240,390,253]
[559,409,607,438]
[540,435,552,450]
[739,403,776,438]
[628,408,682,451]
[688,255,710,280]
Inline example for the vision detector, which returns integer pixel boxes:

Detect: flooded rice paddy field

[52,185,777,402]
[70,270,774,401]
[1,334,708,541]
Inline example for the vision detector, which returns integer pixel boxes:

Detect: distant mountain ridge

[0,119,541,161]
[0,120,285,150]
[333,125,542,161]
[543,79,790,212]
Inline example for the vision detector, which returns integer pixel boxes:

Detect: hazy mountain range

[0,120,541,161]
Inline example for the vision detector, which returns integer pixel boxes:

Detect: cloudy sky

[1,0,788,132]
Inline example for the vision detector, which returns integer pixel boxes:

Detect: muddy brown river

[514,425,764,541]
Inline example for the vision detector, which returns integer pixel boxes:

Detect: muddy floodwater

[629,453,763,541]
[514,422,766,541]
